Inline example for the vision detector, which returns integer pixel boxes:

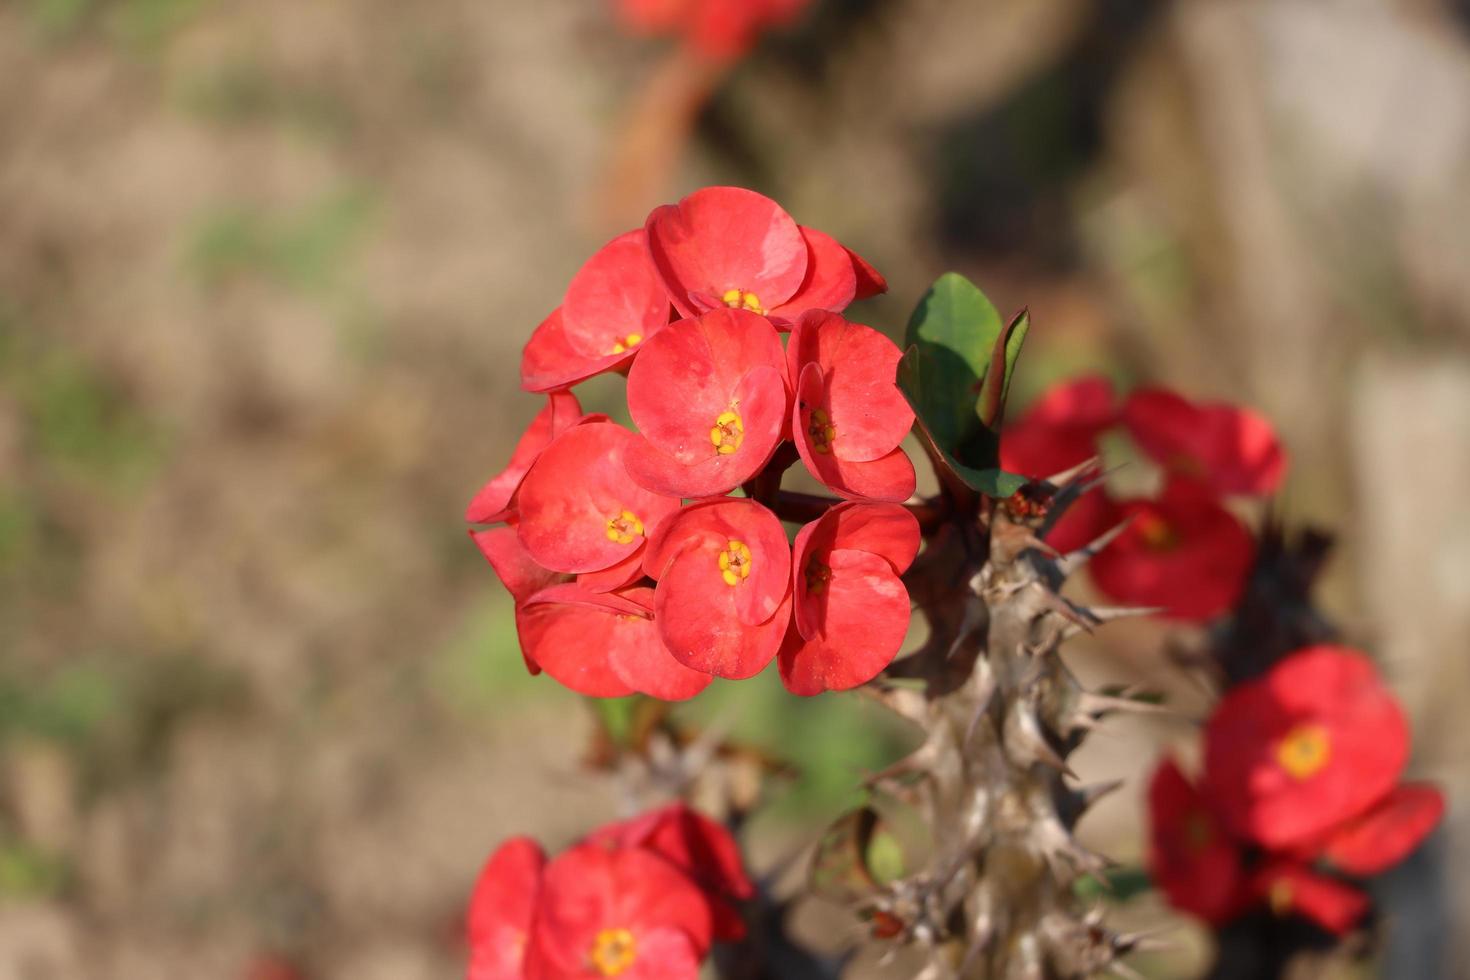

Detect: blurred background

[2,0,1469,976]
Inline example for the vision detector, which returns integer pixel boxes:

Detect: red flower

[516,421,682,575]
[779,502,920,695]
[516,585,711,700]
[1204,646,1410,849]
[999,375,1117,478]
[524,842,712,980]
[642,498,791,679]
[644,187,883,325]
[467,836,546,980]
[787,311,916,502]
[625,308,790,498]
[1318,783,1443,876]
[1146,758,1248,926]
[521,231,672,393]
[1086,477,1254,621]
[589,804,753,941]
[1249,862,1369,936]
[1122,387,1286,497]
[614,0,811,62]
[466,392,586,523]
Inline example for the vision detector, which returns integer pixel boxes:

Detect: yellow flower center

[709,410,744,455]
[1275,723,1331,780]
[1136,512,1179,551]
[608,333,643,355]
[804,557,832,595]
[721,288,764,314]
[1184,811,1212,852]
[604,509,645,545]
[718,539,753,587]
[588,927,637,976]
[1267,877,1294,916]
[806,408,837,455]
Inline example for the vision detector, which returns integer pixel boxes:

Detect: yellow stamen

[721,288,764,315]
[807,407,837,454]
[588,927,637,976]
[709,409,744,455]
[1184,812,1212,852]
[608,333,643,355]
[1268,878,1294,916]
[1136,513,1179,551]
[604,509,645,545]
[804,557,832,595]
[1275,723,1331,780]
[718,539,753,587]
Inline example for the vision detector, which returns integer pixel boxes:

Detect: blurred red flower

[1146,758,1249,926]
[1204,646,1410,849]
[787,311,916,502]
[780,501,920,695]
[1121,387,1286,497]
[467,836,546,980]
[998,374,1117,479]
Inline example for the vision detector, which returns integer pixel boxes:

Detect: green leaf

[901,272,1005,455]
[977,309,1030,429]
[899,346,1028,499]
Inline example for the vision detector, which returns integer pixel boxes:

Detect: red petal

[656,573,789,679]
[517,422,680,574]
[469,527,565,605]
[645,499,791,626]
[645,187,808,317]
[605,587,713,701]
[561,229,672,360]
[846,244,887,301]
[1122,388,1286,497]
[1322,783,1443,876]
[764,227,857,326]
[787,311,912,461]
[1250,863,1369,935]
[621,928,702,980]
[516,589,638,698]
[520,307,639,393]
[1145,758,1248,926]
[782,549,910,694]
[793,362,915,501]
[577,548,648,593]
[625,364,787,498]
[466,391,583,523]
[1204,646,1409,849]
[999,375,1117,478]
[467,836,546,980]
[791,501,918,639]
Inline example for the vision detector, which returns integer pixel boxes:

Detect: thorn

[1054,518,1134,578]
[1081,604,1167,623]
[1075,779,1125,812]
[1003,699,1075,776]
[1114,925,1183,955]
[1076,691,1172,719]
[1039,590,1099,633]
[1042,456,1102,488]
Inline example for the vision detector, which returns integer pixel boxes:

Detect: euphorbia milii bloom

[1146,758,1248,926]
[779,502,920,695]
[589,803,753,941]
[466,391,584,523]
[1086,476,1254,621]
[525,842,712,980]
[517,421,682,575]
[642,498,791,679]
[1122,387,1286,497]
[516,584,711,700]
[521,231,672,392]
[625,308,789,498]
[466,836,546,980]
[644,186,883,324]
[999,375,1117,479]
[787,311,916,502]
[1204,646,1409,849]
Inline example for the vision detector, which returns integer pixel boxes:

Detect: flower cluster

[1148,646,1443,934]
[1000,376,1286,620]
[612,0,812,63]
[466,804,752,980]
[469,187,919,698]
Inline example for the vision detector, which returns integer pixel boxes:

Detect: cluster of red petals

[1000,376,1286,620]
[467,804,752,980]
[1148,646,1443,935]
[471,187,914,697]
[613,0,813,63]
